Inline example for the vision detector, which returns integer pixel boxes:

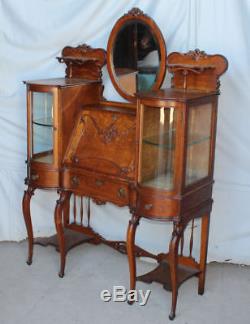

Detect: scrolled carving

[81,114,135,145]
[186,48,208,61]
[91,198,107,205]
[120,160,135,176]
[57,43,106,80]
[126,7,145,17]
[102,124,118,144]
[63,44,92,55]
[168,49,228,91]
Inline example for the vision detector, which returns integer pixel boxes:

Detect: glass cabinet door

[139,105,177,191]
[31,92,54,164]
[185,102,212,186]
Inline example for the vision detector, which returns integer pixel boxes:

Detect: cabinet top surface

[138,88,218,102]
[25,77,100,87]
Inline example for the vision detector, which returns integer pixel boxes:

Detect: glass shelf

[142,172,203,190]
[33,152,53,164]
[143,131,210,149]
[33,116,53,127]
[142,173,173,190]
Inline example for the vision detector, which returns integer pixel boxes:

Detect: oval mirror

[107,8,167,102]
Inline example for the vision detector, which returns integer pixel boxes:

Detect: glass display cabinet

[22,46,106,266]
[127,50,228,320]
[22,8,228,322]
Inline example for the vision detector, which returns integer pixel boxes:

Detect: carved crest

[167,49,228,91]
[126,7,145,17]
[57,44,106,80]
[185,49,208,61]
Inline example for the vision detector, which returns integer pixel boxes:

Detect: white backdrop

[0,0,250,264]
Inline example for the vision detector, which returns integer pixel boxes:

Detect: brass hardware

[144,204,153,210]
[117,187,126,198]
[71,175,80,186]
[95,179,104,187]
[31,174,39,181]
[72,155,79,164]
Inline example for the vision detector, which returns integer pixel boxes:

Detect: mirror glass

[113,22,160,96]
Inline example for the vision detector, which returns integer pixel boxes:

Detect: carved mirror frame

[107,8,167,102]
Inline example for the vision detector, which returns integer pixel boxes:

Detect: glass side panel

[185,103,212,186]
[140,106,177,190]
[32,92,54,164]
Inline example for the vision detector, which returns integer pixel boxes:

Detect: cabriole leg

[54,191,71,278]
[126,214,140,304]
[168,224,182,320]
[22,186,35,265]
[198,213,210,295]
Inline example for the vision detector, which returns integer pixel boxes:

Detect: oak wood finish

[168,49,228,91]
[125,50,227,319]
[23,79,102,262]
[57,44,106,81]
[22,8,228,321]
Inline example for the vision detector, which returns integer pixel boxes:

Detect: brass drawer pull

[144,203,153,210]
[31,174,39,181]
[117,187,126,198]
[71,175,80,186]
[71,155,79,164]
[95,179,104,187]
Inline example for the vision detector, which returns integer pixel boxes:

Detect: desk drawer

[28,167,59,188]
[63,171,129,206]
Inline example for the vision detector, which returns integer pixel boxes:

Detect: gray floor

[0,241,250,324]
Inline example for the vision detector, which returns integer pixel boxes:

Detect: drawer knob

[71,155,79,164]
[71,176,80,186]
[117,187,126,198]
[95,179,104,187]
[31,173,39,181]
[144,203,153,210]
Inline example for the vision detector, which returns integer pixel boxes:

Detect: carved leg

[168,224,182,320]
[198,213,210,295]
[54,191,71,278]
[62,191,71,226]
[126,214,140,304]
[22,186,35,265]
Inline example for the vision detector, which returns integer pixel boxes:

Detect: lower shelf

[34,228,94,253]
[137,260,200,291]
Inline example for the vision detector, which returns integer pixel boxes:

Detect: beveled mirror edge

[107,7,167,102]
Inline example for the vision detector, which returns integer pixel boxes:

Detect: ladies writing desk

[22,8,228,320]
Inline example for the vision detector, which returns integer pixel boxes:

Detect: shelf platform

[34,228,94,253]
[137,259,200,291]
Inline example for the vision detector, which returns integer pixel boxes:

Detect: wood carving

[57,44,106,80]
[64,109,136,179]
[168,49,228,91]
[125,7,145,17]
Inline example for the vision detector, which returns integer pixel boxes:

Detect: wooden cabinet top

[25,77,100,87]
[137,88,218,102]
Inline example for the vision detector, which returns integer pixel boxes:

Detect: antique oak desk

[22,8,228,320]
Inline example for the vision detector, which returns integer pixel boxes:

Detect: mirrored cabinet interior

[22,8,228,321]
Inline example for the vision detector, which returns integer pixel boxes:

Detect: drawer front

[63,171,129,206]
[28,167,59,188]
[136,192,179,220]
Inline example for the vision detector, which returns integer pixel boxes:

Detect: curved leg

[22,186,35,265]
[54,191,71,278]
[198,213,210,295]
[126,213,140,305]
[168,224,182,320]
